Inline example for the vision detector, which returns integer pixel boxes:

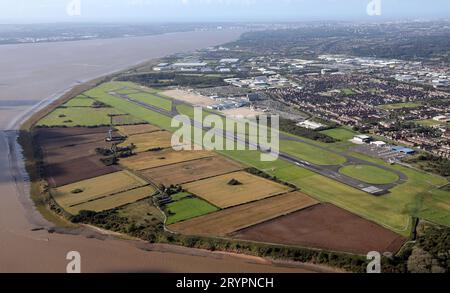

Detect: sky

[0,0,449,23]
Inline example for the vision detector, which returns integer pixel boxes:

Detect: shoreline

[0,29,332,273]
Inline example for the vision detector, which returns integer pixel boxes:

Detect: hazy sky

[0,0,449,23]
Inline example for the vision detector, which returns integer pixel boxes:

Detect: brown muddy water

[0,30,322,273]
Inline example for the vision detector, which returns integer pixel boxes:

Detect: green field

[415,119,450,127]
[379,102,422,110]
[341,88,356,96]
[165,193,218,225]
[280,140,347,165]
[128,92,173,112]
[63,95,95,107]
[118,199,164,225]
[320,127,357,141]
[339,165,399,185]
[84,82,174,130]
[36,107,138,127]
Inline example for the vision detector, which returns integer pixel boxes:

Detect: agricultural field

[339,165,400,185]
[165,193,218,225]
[139,156,244,186]
[84,82,174,130]
[119,131,173,153]
[116,124,160,136]
[52,171,153,214]
[119,149,214,171]
[35,127,109,150]
[168,191,319,236]
[36,88,146,127]
[117,199,164,225]
[45,156,121,188]
[69,186,155,214]
[42,140,111,164]
[62,95,95,107]
[36,107,130,127]
[279,140,347,165]
[182,171,292,208]
[35,127,121,187]
[233,203,407,255]
[128,92,173,112]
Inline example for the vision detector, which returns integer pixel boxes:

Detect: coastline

[0,29,329,273]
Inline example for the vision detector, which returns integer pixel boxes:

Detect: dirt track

[233,203,406,255]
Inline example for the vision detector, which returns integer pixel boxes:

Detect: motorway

[112,90,408,195]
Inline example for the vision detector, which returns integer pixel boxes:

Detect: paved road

[112,90,408,195]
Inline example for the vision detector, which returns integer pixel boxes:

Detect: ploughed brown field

[232,203,407,255]
[182,171,292,208]
[45,156,120,187]
[120,148,215,171]
[36,132,107,150]
[34,127,111,140]
[36,127,120,187]
[168,191,319,236]
[116,124,160,136]
[139,156,244,186]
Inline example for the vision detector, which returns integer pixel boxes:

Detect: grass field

[84,82,174,130]
[182,171,292,208]
[52,171,152,214]
[117,199,164,225]
[165,193,218,225]
[63,95,95,107]
[339,165,400,185]
[120,149,214,171]
[341,88,356,96]
[36,107,141,127]
[128,92,173,112]
[169,191,319,236]
[280,140,347,165]
[379,102,422,110]
[415,119,450,127]
[119,131,173,152]
[320,127,357,141]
